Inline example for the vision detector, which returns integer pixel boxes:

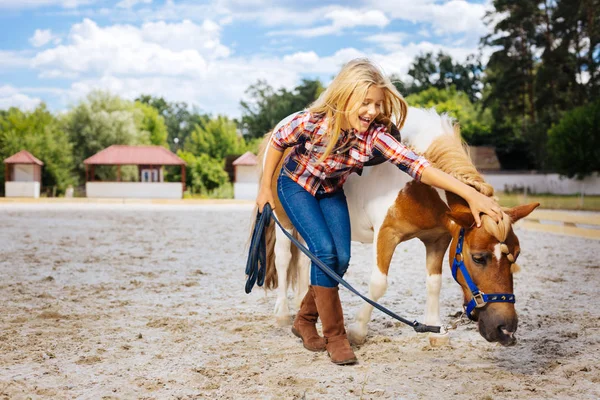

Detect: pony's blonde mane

[420,112,512,243]
[423,121,494,197]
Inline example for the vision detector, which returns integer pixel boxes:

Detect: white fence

[483,172,600,195]
[86,182,183,199]
[234,182,258,200]
[5,182,40,198]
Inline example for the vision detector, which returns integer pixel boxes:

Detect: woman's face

[347,85,385,133]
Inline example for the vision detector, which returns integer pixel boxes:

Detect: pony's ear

[446,208,476,229]
[505,203,540,224]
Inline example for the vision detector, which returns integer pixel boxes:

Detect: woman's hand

[256,186,275,213]
[466,189,503,227]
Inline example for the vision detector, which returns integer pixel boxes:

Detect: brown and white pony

[257,107,539,347]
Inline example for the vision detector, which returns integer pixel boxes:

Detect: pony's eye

[471,255,487,265]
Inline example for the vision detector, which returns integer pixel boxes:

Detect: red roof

[232,151,258,166]
[3,150,44,165]
[84,145,185,166]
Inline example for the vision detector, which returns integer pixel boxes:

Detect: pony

[256,107,539,347]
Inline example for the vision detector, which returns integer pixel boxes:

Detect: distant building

[232,151,259,200]
[3,150,44,198]
[469,146,501,171]
[84,145,186,199]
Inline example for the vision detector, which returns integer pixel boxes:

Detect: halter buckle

[473,292,487,308]
[455,253,463,262]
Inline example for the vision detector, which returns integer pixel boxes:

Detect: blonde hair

[308,58,409,162]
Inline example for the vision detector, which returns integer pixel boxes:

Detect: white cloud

[365,0,491,36]
[269,8,389,37]
[27,18,487,117]
[0,86,42,110]
[18,2,493,118]
[0,0,94,9]
[283,51,320,65]
[116,0,151,9]
[31,19,229,77]
[29,29,61,47]
[363,32,408,52]
[576,70,590,85]
[0,50,31,69]
[62,59,300,117]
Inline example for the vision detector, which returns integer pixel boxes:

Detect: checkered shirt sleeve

[372,127,431,181]
[269,112,310,152]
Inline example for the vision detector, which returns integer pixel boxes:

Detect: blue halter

[451,228,516,320]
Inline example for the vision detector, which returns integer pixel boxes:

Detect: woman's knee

[314,243,350,274]
[336,253,351,275]
[311,240,336,263]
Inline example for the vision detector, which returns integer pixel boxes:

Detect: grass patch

[497,193,600,211]
[183,182,234,199]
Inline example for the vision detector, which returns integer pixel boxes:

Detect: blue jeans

[277,172,351,288]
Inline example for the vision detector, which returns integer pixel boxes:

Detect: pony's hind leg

[348,228,395,345]
[293,243,310,309]
[422,234,452,347]
[274,226,293,326]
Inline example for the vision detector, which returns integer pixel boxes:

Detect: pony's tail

[254,127,301,291]
[264,217,277,289]
[287,228,300,290]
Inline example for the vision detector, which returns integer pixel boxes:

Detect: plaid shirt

[270,111,431,195]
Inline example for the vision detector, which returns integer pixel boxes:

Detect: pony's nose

[501,328,514,338]
[499,326,517,346]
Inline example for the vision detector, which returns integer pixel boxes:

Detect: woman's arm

[256,111,310,212]
[256,145,284,212]
[372,128,502,227]
[420,166,502,227]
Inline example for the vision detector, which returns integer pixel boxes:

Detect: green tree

[134,101,168,147]
[172,150,229,194]
[185,115,245,159]
[481,0,599,169]
[62,91,165,183]
[136,95,210,152]
[406,87,493,145]
[0,104,74,194]
[392,52,483,102]
[193,153,229,192]
[239,79,324,139]
[547,101,600,179]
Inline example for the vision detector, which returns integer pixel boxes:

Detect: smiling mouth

[359,116,371,125]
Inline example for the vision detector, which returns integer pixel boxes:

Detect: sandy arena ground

[0,203,599,399]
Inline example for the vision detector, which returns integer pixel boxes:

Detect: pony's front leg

[347,266,388,345]
[348,229,393,345]
[274,227,293,326]
[423,235,452,347]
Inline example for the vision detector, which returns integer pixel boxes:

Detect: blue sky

[0,0,493,117]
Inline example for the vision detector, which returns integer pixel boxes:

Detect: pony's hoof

[347,323,367,345]
[276,315,292,327]
[428,331,450,347]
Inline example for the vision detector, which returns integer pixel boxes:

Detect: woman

[256,58,502,365]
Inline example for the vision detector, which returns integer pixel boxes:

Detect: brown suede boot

[291,286,326,352]
[312,286,358,365]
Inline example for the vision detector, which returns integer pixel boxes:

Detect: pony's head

[447,202,539,346]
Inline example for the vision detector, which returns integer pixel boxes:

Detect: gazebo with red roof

[3,150,44,198]
[232,151,259,200]
[83,145,186,199]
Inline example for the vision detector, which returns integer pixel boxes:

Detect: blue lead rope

[245,204,441,334]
